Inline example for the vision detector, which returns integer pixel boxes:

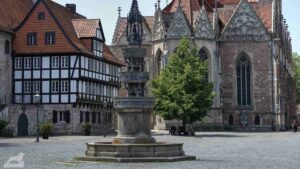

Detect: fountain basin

[75,142,196,163]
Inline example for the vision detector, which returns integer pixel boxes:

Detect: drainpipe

[271,40,275,131]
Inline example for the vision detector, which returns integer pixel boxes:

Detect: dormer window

[38,12,45,20]
[93,40,103,57]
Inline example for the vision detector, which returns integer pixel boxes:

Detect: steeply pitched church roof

[162,0,223,24]
[0,0,33,32]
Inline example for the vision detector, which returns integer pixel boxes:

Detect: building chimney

[65,4,76,14]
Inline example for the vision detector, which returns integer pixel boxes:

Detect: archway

[17,113,29,136]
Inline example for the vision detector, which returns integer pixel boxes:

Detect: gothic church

[110,0,295,131]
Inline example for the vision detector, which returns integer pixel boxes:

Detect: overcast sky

[53,0,300,54]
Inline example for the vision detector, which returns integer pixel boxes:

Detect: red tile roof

[44,0,122,65]
[0,0,33,31]
[72,19,100,38]
[162,0,223,24]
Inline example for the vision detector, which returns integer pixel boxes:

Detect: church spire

[126,0,144,46]
[213,0,219,37]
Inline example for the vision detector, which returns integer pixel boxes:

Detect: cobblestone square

[1,132,300,169]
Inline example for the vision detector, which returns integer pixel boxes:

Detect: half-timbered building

[3,0,122,136]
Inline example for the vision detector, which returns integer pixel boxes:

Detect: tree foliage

[151,38,215,127]
[292,52,300,103]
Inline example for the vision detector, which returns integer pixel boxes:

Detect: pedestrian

[292,120,297,132]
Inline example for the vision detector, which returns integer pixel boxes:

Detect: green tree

[292,52,300,103]
[151,38,215,132]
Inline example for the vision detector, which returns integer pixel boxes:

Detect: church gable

[221,0,270,41]
[153,10,165,41]
[194,7,214,39]
[166,7,191,38]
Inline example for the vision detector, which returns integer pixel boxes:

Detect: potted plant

[40,122,53,139]
[82,123,92,136]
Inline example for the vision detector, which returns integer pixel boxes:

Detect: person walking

[292,120,298,132]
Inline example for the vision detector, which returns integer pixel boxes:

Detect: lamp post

[34,93,41,142]
[103,101,108,137]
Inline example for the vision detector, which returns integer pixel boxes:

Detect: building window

[27,32,37,46]
[53,111,70,124]
[45,32,55,45]
[5,40,10,54]
[229,115,234,125]
[98,112,101,124]
[24,57,31,69]
[85,112,90,122]
[61,56,68,68]
[93,40,103,57]
[254,115,261,125]
[92,112,96,124]
[199,48,209,81]
[51,81,59,93]
[52,56,59,68]
[96,28,102,39]
[32,81,40,93]
[33,57,41,69]
[237,53,251,106]
[24,81,31,93]
[61,81,69,93]
[15,58,22,69]
[53,111,58,123]
[80,111,83,123]
[38,12,45,20]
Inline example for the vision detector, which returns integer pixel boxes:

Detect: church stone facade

[111,0,296,131]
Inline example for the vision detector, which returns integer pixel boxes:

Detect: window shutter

[53,111,57,123]
[65,111,70,123]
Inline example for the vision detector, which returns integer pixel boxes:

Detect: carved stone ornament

[153,11,165,41]
[166,7,191,38]
[194,7,215,39]
[221,0,270,41]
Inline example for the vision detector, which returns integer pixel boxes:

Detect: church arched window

[236,52,251,106]
[199,47,209,81]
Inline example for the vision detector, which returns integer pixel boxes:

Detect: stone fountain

[76,0,196,162]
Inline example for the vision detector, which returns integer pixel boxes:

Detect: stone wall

[0,31,12,105]
[220,41,274,130]
[6,104,116,136]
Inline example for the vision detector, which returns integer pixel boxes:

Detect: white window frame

[24,57,31,69]
[51,81,59,93]
[24,81,31,93]
[61,81,69,93]
[52,56,59,68]
[33,57,41,69]
[15,58,23,69]
[32,81,40,93]
[61,56,69,68]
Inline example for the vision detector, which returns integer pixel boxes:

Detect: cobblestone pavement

[1,132,300,169]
